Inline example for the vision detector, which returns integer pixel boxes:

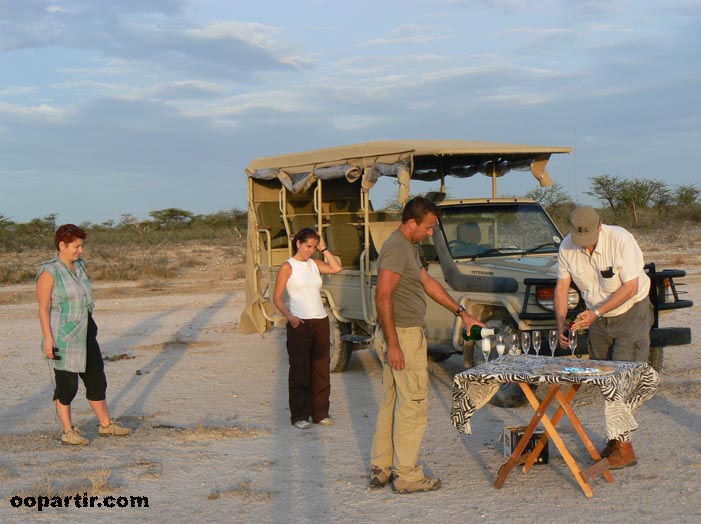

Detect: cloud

[0,3,312,79]
[149,80,228,99]
[332,115,385,130]
[0,101,67,122]
[359,23,449,47]
[0,86,40,96]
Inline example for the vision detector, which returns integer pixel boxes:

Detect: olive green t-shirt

[377,229,426,328]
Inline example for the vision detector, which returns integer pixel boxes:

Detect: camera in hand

[52,347,62,360]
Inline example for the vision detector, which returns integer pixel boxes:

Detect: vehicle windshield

[434,202,563,259]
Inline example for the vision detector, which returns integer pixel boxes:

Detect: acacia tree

[526,183,573,211]
[618,178,668,224]
[17,214,57,237]
[650,180,673,214]
[586,175,624,214]
[148,208,194,228]
[675,184,701,206]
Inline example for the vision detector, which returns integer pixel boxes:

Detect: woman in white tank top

[273,228,342,429]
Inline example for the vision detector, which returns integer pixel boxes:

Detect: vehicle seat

[326,214,361,267]
[457,222,482,244]
[256,202,288,249]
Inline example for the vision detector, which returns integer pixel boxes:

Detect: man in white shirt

[554,205,654,469]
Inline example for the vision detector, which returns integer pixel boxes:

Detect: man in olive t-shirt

[369,196,482,494]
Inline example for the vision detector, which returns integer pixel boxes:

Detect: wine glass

[521,331,531,355]
[495,333,506,357]
[508,332,520,356]
[532,330,542,356]
[568,328,578,356]
[548,329,558,357]
[481,337,492,362]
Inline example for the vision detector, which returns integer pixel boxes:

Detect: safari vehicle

[240,140,692,405]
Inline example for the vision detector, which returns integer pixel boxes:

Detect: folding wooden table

[450,355,660,498]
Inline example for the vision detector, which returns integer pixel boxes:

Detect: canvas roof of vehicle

[246,140,571,177]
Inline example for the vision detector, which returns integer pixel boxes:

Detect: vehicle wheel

[469,312,529,408]
[328,308,352,373]
[648,347,663,371]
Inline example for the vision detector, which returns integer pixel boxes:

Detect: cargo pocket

[407,368,429,403]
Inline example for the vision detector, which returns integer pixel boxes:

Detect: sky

[1,0,700,224]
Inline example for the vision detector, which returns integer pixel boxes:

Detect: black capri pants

[53,315,108,405]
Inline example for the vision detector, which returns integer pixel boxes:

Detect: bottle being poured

[462,325,497,341]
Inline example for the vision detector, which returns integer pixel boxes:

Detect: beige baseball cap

[569,206,601,247]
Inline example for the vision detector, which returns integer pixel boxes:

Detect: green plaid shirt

[37,257,94,372]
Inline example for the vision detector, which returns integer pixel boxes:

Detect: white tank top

[286,257,327,319]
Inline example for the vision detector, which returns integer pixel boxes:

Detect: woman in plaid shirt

[37,224,131,445]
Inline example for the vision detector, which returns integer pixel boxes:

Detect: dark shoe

[607,441,637,469]
[600,439,617,458]
[368,466,392,488]
[392,475,441,494]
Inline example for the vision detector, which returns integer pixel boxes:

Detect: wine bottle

[462,325,497,341]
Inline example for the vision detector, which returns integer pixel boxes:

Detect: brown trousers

[286,317,331,424]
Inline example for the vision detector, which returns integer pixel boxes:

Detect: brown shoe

[369,466,393,488]
[392,475,441,494]
[600,439,617,458]
[607,441,637,469]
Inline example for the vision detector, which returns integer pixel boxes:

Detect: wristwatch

[454,304,466,316]
[594,309,601,318]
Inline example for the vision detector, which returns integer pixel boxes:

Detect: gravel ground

[0,265,699,524]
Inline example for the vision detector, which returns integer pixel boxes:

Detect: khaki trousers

[370,327,429,482]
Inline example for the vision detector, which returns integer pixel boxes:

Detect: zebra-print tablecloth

[450,354,660,436]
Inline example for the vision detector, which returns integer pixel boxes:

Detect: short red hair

[54,224,87,251]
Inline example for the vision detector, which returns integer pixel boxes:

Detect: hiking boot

[607,441,637,470]
[62,427,89,446]
[98,419,131,437]
[293,420,311,430]
[600,439,617,458]
[317,417,335,426]
[392,475,441,494]
[368,466,393,488]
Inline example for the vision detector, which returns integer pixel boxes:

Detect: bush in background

[0,208,247,284]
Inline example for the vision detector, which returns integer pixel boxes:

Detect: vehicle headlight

[536,287,580,311]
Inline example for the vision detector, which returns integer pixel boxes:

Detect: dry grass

[207,480,276,502]
[174,421,262,442]
[0,238,245,286]
[0,463,16,481]
[124,461,163,481]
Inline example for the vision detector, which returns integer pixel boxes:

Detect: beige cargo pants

[370,327,429,482]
